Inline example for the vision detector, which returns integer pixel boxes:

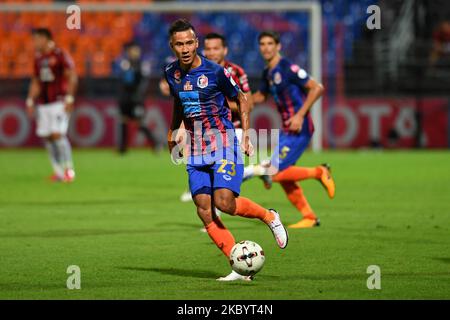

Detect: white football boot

[266,209,289,249]
[217,270,253,282]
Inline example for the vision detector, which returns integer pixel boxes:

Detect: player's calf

[213,189,237,216]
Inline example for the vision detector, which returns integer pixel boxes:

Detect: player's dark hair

[205,32,227,47]
[32,28,52,40]
[258,30,280,44]
[168,19,196,37]
[124,41,139,49]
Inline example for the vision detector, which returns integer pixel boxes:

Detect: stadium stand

[0,0,374,80]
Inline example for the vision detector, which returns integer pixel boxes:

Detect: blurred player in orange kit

[26,28,78,182]
[245,31,336,228]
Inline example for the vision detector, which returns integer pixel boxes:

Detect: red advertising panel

[0,97,448,148]
[323,98,448,148]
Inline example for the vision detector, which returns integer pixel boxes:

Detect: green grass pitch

[0,149,449,299]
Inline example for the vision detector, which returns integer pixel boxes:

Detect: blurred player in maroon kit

[179,32,254,203]
[26,28,78,182]
[203,32,253,135]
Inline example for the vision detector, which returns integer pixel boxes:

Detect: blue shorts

[187,147,244,197]
[271,132,312,172]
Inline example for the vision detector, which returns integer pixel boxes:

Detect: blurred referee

[116,42,162,154]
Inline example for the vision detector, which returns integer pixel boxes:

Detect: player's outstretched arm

[159,78,171,97]
[286,79,324,133]
[167,100,184,154]
[236,91,254,156]
[299,78,324,115]
[26,76,40,118]
[252,91,267,105]
[63,68,78,113]
[245,92,255,112]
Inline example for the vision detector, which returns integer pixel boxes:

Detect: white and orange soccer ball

[229,240,265,276]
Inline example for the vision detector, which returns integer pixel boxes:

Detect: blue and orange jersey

[165,56,240,156]
[259,57,314,136]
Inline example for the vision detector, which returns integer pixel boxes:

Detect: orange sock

[273,166,322,183]
[234,197,274,224]
[280,181,317,220]
[205,218,235,257]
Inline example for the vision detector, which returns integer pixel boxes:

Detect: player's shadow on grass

[3,199,148,206]
[432,257,450,264]
[118,266,222,279]
[0,228,169,238]
[156,221,256,231]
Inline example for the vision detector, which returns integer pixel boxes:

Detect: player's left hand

[241,133,254,157]
[64,102,74,113]
[285,114,304,133]
[64,95,75,113]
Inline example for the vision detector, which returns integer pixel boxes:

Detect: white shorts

[36,101,70,137]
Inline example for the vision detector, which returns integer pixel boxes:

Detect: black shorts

[119,101,145,119]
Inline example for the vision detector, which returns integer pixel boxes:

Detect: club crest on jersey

[184,81,193,91]
[174,70,181,83]
[274,72,282,85]
[197,74,208,88]
[290,64,300,73]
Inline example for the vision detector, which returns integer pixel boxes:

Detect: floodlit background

[0,0,449,300]
[0,0,448,149]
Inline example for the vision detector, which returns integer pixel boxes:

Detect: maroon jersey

[34,47,75,104]
[223,60,250,128]
[433,26,450,55]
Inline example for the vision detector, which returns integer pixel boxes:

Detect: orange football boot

[288,218,320,229]
[319,164,335,199]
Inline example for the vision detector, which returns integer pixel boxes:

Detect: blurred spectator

[115,42,163,154]
[429,20,450,69]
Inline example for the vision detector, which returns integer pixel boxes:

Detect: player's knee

[214,197,236,215]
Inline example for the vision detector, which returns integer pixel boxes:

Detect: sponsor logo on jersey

[184,81,193,91]
[274,72,282,85]
[290,64,300,73]
[197,74,208,88]
[174,69,181,83]
[179,91,201,117]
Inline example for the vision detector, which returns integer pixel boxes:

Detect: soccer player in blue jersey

[244,31,336,229]
[164,19,288,281]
